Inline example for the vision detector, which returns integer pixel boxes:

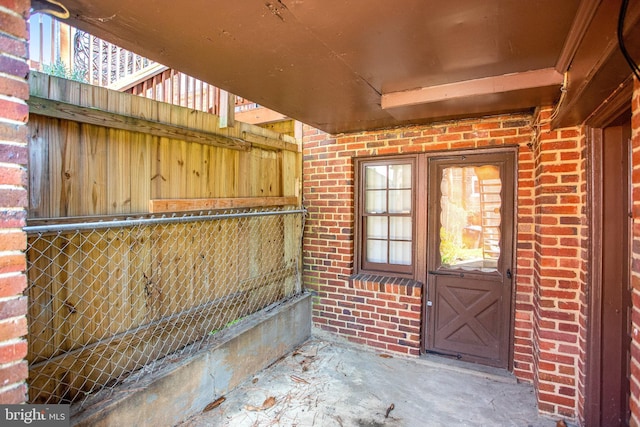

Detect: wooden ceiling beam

[381,68,564,110]
[555,0,602,73]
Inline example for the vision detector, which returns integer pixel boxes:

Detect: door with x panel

[426,151,515,368]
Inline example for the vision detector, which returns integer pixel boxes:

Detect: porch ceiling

[57,0,633,134]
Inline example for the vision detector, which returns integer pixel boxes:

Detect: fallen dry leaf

[291,375,309,384]
[244,396,277,412]
[203,396,225,412]
[379,353,393,359]
[262,396,276,409]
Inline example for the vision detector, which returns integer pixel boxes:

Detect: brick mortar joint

[0,380,26,396]
[0,357,25,370]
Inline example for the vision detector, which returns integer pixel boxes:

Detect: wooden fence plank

[28,97,251,152]
[61,121,80,217]
[28,117,48,218]
[220,149,240,197]
[106,129,130,214]
[148,196,298,213]
[151,136,170,201]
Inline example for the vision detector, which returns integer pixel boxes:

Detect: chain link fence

[25,208,304,408]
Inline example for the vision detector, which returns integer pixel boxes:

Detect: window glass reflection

[439,165,501,271]
[365,166,387,189]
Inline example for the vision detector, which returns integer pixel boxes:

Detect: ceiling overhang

[52,0,622,134]
[551,0,640,128]
[381,68,564,122]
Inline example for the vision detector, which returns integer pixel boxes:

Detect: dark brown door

[426,151,515,368]
[597,119,631,426]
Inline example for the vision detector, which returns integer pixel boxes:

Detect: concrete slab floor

[178,333,565,427]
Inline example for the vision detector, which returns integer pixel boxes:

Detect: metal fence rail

[25,208,304,407]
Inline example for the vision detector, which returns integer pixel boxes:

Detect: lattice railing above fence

[25,208,304,408]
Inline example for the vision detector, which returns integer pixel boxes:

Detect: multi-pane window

[358,158,414,274]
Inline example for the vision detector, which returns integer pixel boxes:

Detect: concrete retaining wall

[72,293,311,426]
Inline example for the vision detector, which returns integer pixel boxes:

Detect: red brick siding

[630,78,640,427]
[320,274,424,355]
[515,125,537,383]
[303,111,586,419]
[0,0,29,404]
[530,109,585,419]
[303,114,537,361]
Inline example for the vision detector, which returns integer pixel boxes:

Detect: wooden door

[426,151,515,368]
[587,117,632,427]
[601,122,632,426]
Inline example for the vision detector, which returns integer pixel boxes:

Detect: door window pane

[439,165,501,270]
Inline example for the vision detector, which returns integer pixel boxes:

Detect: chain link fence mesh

[25,208,304,408]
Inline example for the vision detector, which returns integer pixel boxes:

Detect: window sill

[349,273,422,297]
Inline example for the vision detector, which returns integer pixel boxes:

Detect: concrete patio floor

[178,332,566,427]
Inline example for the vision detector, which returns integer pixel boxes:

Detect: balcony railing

[28,14,271,117]
[125,67,259,115]
[29,13,156,87]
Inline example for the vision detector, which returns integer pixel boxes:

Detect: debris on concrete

[203,397,226,412]
[244,396,276,412]
[178,334,559,426]
[385,403,395,418]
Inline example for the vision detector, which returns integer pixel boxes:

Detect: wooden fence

[27,72,300,218]
[25,72,302,405]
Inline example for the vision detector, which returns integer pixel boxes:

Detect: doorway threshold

[418,352,517,384]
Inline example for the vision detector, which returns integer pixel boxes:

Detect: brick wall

[0,0,30,404]
[302,111,586,419]
[630,78,640,427]
[530,110,586,419]
[335,274,423,355]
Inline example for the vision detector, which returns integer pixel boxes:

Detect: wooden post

[59,22,73,71]
[294,120,304,141]
[219,90,235,129]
